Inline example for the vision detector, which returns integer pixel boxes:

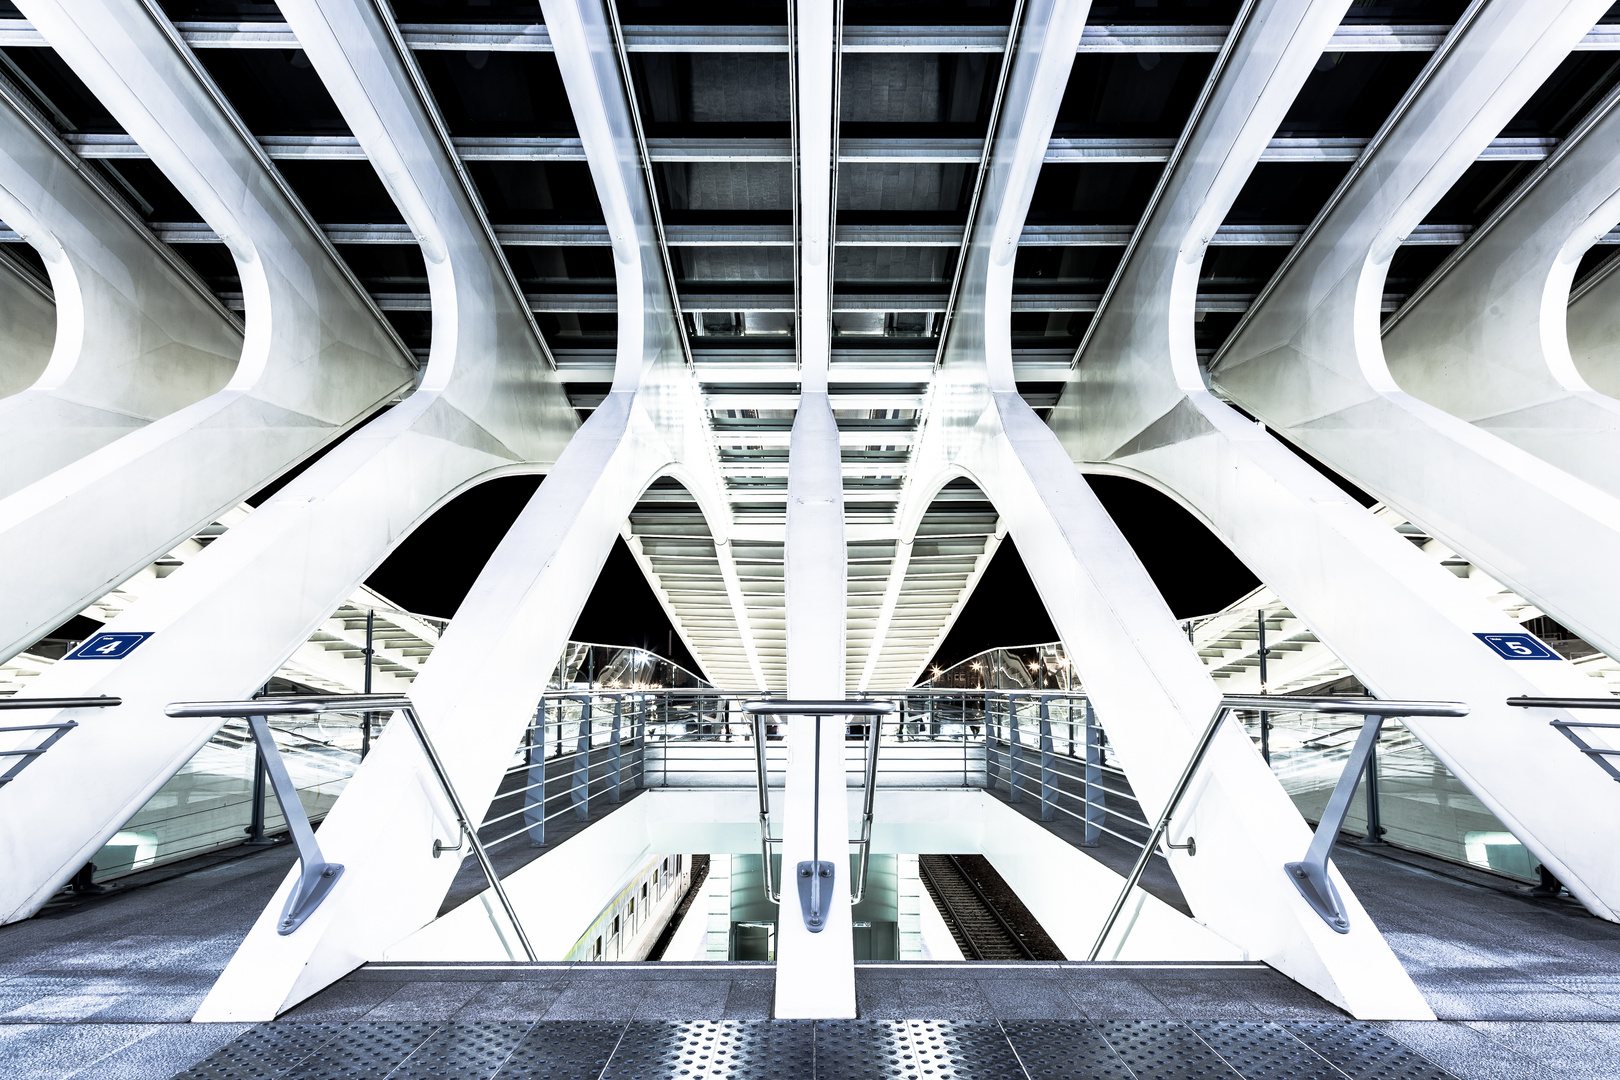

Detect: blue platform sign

[67,631,153,660]
[1474,632,1559,660]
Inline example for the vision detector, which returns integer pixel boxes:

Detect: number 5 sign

[1474,633,1559,660]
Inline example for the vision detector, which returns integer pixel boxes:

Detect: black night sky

[365,472,1259,683]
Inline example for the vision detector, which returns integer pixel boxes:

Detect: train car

[566,853,693,962]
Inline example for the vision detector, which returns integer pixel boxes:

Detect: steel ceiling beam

[8,19,1619,53]
[56,130,1561,164]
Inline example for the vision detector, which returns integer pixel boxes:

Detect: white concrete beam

[1212,0,1620,663]
[0,74,240,499]
[0,0,416,668]
[0,0,574,928]
[1383,83,1620,498]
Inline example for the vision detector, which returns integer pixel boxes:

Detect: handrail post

[1083,698,1103,847]
[244,738,272,846]
[609,694,622,804]
[1283,714,1383,933]
[1089,703,1231,960]
[1039,695,1055,822]
[396,704,537,961]
[245,714,344,935]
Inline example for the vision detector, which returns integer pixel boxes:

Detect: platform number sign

[66,631,153,660]
[1474,633,1559,660]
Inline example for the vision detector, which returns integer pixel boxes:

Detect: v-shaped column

[775,0,855,1019]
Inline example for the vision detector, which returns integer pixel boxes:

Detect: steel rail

[1069,0,1257,370]
[1208,0,1489,373]
[603,0,696,368]
[928,0,1028,373]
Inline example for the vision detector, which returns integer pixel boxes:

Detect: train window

[629,897,636,916]
[594,937,602,959]
[642,882,649,900]
[663,857,669,872]
[676,855,682,872]
[653,870,659,885]
[613,916,620,936]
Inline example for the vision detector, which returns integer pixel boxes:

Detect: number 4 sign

[66,631,154,660]
[1474,633,1559,660]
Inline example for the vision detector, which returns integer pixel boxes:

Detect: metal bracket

[245,715,344,935]
[1283,715,1383,934]
[432,825,466,859]
[797,860,836,933]
[1164,835,1196,856]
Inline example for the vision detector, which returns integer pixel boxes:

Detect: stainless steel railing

[0,696,120,787]
[1087,694,1468,959]
[1507,695,1620,782]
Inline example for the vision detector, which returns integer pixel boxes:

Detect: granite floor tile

[365,981,485,1022]
[540,981,647,1021]
[67,1021,253,1080]
[453,982,565,1022]
[976,977,1083,1020]
[632,979,730,1020]
[1377,1021,1547,1080]
[895,979,994,1020]
[720,979,773,1020]
[854,977,906,1020]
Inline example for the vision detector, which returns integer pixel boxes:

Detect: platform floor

[0,834,1616,1079]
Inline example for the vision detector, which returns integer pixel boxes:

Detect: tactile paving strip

[599,1020,814,1079]
[174,1023,351,1080]
[1092,1019,1242,1080]
[905,1021,1024,1080]
[492,1020,626,1080]
[280,1022,441,1080]
[815,1020,918,1079]
[1189,1022,1347,1080]
[999,1020,1135,1080]
[389,1021,536,1080]
[1281,1021,1459,1080]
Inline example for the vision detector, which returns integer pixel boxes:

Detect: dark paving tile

[391,1021,536,1080]
[814,1020,916,1079]
[280,1021,441,1080]
[977,978,1083,1021]
[494,1021,625,1080]
[541,982,647,1021]
[1092,1019,1241,1080]
[1375,1022,1543,1080]
[1001,1019,1135,1080]
[1137,978,1268,1021]
[1283,1020,1458,1080]
[365,982,485,1022]
[67,1022,253,1080]
[1062,972,1170,1020]
[454,983,565,1023]
[173,1022,351,1080]
[278,980,399,1023]
[632,979,730,1020]
[1187,1021,1344,1080]
[894,979,993,1020]
[854,978,906,1020]
[0,1023,159,1080]
[721,980,773,1020]
[601,1020,814,1079]
[905,1020,1024,1080]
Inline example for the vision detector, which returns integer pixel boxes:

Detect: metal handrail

[166,695,535,958]
[1088,694,1467,958]
[1508,696,1620,781]
[0,696,121,710]
[0,696,121,786]
[743,699,895,932]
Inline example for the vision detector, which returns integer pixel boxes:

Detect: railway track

[918,854,1038,960]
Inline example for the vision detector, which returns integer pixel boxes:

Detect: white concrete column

[1381,83,1620,497]
[0,0,416,664]
[1566,250,1620,396]
[0,247,56,398]
[1052,0,1620,925]
[895,0,1431,1019]
[0,0,577,926]
[1211,0,1620,663]
[192,0,734,1018]
[774,0,855,1018]
[0,74,240,498]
